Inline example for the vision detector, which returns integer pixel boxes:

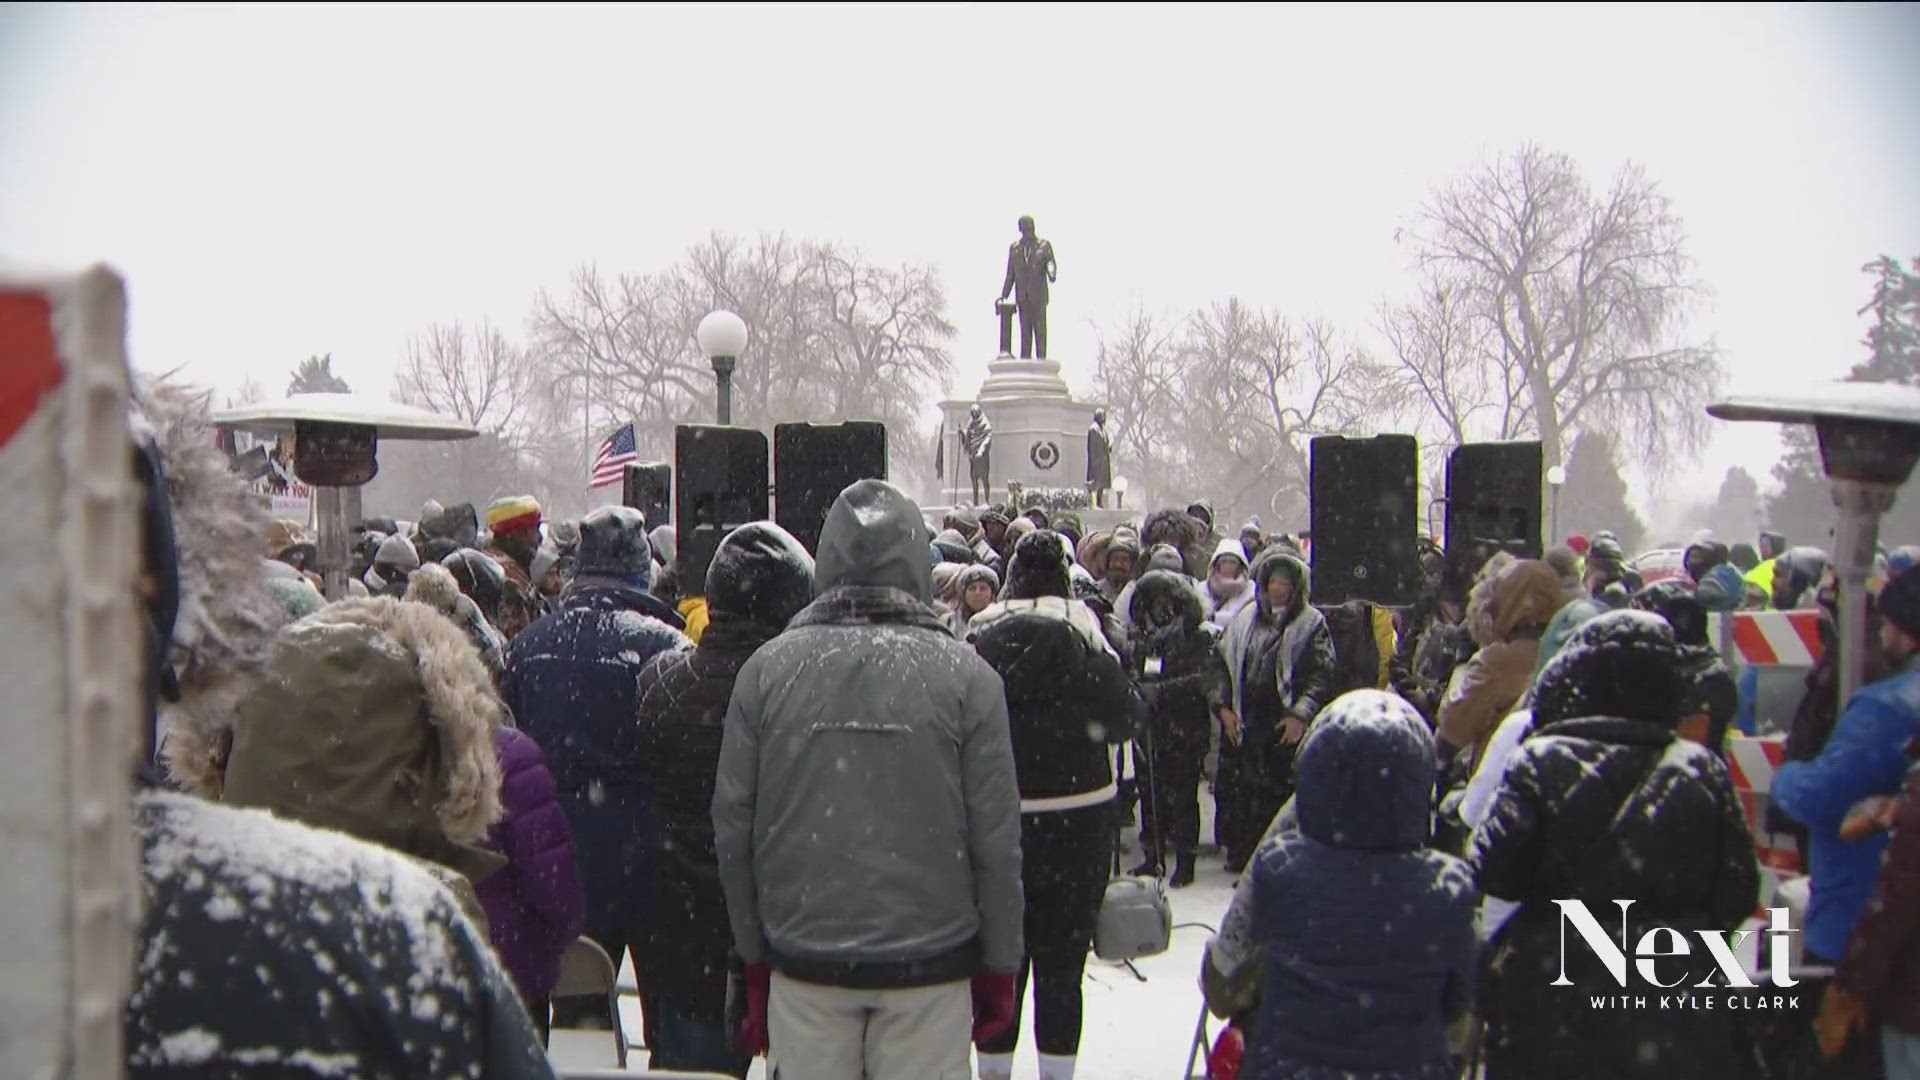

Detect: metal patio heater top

[213,392,478,599]
[1708,381,1920,705]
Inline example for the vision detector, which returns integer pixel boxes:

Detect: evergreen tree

[287,354,351,396]
[1559,430,1646,555]
[1768,255,1920,546]
[1707,466,1763,545]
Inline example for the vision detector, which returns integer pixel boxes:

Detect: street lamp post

[1546,465,1567,544]
[1709,382,1920,705]
[696,310,749,425]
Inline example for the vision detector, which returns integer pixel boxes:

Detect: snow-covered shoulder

[129,792,546,1079]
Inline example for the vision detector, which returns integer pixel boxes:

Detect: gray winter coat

[1218,552,1336,726]
[713,480,1025,987]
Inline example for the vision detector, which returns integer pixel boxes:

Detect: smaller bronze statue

[1087,409,1113,507]
[962,404,993,505]
[999,215,1057,360]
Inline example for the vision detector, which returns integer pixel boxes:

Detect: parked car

[1632,547,1688,585]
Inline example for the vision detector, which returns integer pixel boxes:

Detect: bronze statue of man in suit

[999,215,1058,360]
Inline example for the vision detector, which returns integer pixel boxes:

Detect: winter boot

[977,1051,1015,1080]
[1129,856,1162,877]
[1038,1052,1078,1080]
[1170,852,1196,888]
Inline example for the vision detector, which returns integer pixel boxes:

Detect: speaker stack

[774,421,889,555]
[1443,441,1544,569]
[621,461,673,533]
[1308,434,1421,606]
[674,426,770,596]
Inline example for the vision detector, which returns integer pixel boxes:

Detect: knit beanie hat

[931,563,964,601]
[649,525,678,567]
[1148,543,1185,573]
[1879,564,1920,639]
[486,495,543,537]
[375,533,420,571]
[575,505,652,586]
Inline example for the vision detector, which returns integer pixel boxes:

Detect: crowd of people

[116,382,1920,1080]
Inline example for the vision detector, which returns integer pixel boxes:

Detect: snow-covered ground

[580,822,1239,1080]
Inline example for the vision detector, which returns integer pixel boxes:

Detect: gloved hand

[971,970,1019,1046]
[735,963,773,1057]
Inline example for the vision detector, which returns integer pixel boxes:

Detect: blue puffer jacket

[501,582,690,935]
[1772,659,1920,960]
[1244,691,1478,1080]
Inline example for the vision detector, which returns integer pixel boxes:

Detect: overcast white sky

[3,2,1917,517]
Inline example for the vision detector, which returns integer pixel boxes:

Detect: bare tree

[1093,299,1391,525]
[225,376,268,409]
[529,232,955,487]
[394,320,536,437]
[1408,143,1723,472]
[1091,309,1186,504]
[1378,276,1528,449]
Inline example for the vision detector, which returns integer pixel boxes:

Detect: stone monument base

[936,355,1104,511]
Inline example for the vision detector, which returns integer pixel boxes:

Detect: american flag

[590,423,638,489]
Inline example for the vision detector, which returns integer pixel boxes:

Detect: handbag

[1095,709,1172,962]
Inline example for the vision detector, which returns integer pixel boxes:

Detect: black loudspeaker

[1445,441,1544,565]
[622,462,673,531]
[774,421,889,555]
[675,426,770,597]
[1309,434,1421,606]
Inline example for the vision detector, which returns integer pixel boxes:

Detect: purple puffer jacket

[478,726,587,1004]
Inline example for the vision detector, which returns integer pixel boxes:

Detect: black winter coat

[1127,572,1229,752]
[1470,717,1761,1080]
[631,618,777,1019]
[128,792,553,1080]
[972,604,1146,801]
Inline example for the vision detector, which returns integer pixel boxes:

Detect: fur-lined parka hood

[133,380,294,794]
[220,596,506,877]
[1466,556,1564,649]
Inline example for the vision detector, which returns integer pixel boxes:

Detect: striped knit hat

[486,495,542,537]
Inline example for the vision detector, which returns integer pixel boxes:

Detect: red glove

[971,971,1019,1046]
[736,963,773,1057]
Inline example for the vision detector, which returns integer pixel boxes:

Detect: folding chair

[548,937,628,1070]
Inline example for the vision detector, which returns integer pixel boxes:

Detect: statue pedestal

[937,356,1104,510]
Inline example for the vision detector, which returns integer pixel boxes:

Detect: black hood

[1130,569,1204,631]
[1533,610,1689,727]
[707,521,816,632]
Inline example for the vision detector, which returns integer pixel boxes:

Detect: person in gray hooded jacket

[713,479,1025,1080]
[1214,549,1337,873]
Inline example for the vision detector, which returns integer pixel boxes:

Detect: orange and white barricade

[1708,609,1826,668]
[1726,731,1804,912]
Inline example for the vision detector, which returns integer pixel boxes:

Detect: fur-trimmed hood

[220,596,507,877]
[133,380,294,794]
[1466,557,1563,649]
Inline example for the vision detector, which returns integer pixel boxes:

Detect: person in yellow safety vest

[1747,531,1788,607]
[678,595,709,645]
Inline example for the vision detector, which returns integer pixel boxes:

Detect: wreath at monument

[1029,440,1060,470]
[1008,484,1091,513]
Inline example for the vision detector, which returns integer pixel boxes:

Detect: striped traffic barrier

[1726,732,1803,915]
[1707,609,1825,668]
